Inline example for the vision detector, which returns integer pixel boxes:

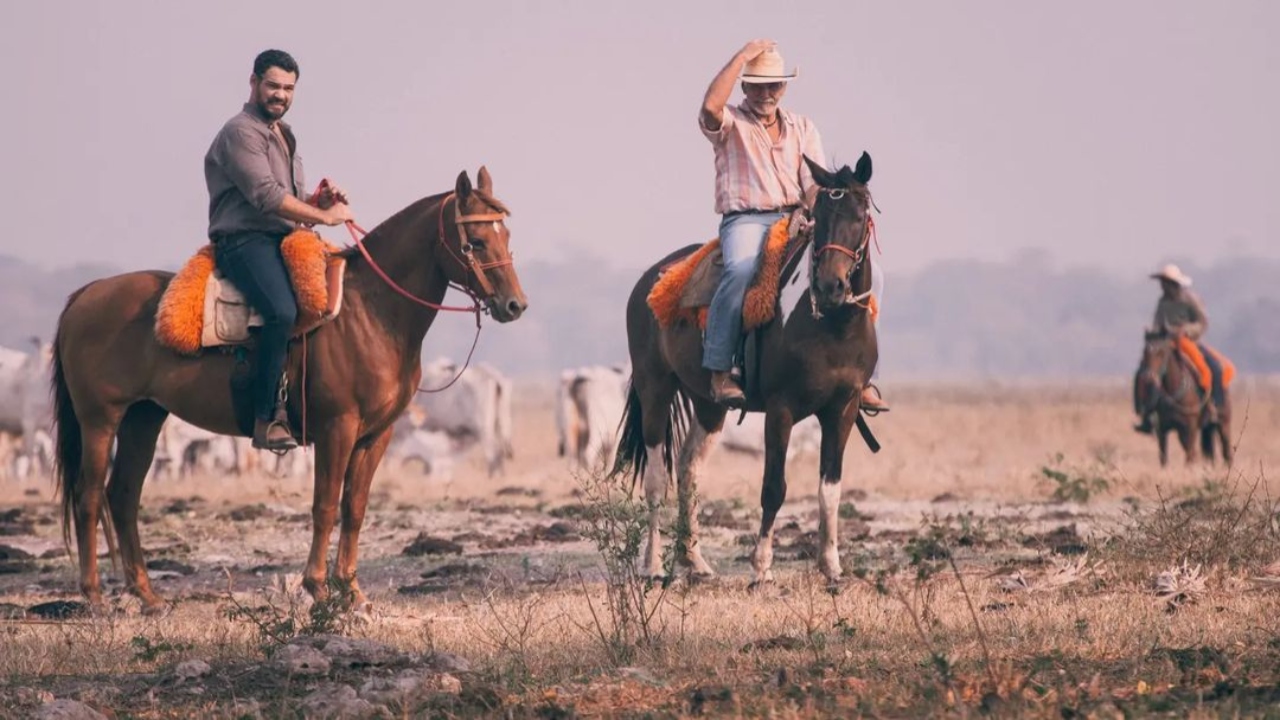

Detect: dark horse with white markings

[51,167,527,613]
[613,152,878,585]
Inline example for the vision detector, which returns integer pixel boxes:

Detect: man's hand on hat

[739,39,777,62]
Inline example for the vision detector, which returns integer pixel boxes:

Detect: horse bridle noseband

[809,187,873,319]
[438,192,513,303]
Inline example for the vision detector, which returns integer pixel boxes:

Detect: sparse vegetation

[2,383,1280,716]
[1040,452,1115,503]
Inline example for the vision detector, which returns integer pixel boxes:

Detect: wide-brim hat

[1150,263,1192,287]
[741,49,799,83]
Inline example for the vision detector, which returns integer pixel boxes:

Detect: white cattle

[152,417,253,480]
[557,364,629,471]
[385,409,461,480]
[415,358,514,477]
[0,339,54,478]
[718,413,821,462]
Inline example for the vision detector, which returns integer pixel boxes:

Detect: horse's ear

[477,166,492,194]
[455,170,472,201]
[804,155,835,188]
[853,151,872,185]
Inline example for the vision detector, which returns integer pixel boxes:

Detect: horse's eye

[826,189,847,200]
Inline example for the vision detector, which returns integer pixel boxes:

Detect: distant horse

[613,152,878,585]
[1134,330,1232,467]
[51,167,527,614]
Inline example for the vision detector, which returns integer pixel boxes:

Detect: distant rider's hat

[1150,263,1192,287]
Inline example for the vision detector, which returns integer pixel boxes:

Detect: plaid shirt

[700,102,826,215]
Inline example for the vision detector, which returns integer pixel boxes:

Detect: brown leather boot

[859,385,889,413]
[709,370,745,408]
[253,416,298,451]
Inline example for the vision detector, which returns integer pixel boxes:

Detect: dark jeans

[213,232,298,421]
[1199,342,1225,407]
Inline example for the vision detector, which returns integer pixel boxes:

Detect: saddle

[1174,336,1235,396]
[647,217,805,331]
[155,229,346,355]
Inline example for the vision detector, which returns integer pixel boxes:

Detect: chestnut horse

[1134,331,1232,467]
[613,152,878,585]
[51,167,527,613]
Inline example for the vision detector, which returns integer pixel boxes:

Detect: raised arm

[700,39,775,132]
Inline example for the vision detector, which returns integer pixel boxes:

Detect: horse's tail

[51,291,85,552]
[50,283,119,568]
[608,382,688,494]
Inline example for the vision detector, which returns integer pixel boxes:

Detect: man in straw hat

[1134,263,1230,433]
[699,39,888,411]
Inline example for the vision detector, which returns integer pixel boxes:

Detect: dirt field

[3,379,1280,718]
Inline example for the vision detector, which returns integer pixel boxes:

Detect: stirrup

[860,383,889,417]
[254,416,297,453]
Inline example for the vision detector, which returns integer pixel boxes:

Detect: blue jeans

[213,232,298,421]
[702,212,784,372]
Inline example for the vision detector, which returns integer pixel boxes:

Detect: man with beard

[699,40,888,411]
[204,49,354,450]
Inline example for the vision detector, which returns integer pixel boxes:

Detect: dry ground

[3,379,1280,717]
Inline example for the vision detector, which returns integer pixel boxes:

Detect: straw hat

[1150,263,1192,287]
[741,49,798,83]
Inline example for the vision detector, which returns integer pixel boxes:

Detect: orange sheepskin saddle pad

[155,229,346,355]
[647,217,795,332]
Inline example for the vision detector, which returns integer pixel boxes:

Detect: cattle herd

[0,341,815,483]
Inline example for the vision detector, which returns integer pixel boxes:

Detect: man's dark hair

[253,49,300,79]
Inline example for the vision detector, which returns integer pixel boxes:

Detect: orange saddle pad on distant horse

[1176,337,1236,393]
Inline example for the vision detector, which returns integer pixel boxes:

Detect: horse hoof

[747,578,775,593]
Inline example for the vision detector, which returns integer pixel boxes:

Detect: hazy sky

[2,1,1275,276]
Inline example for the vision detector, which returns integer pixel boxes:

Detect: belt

[725,205,798,217]
[210,229,289,244]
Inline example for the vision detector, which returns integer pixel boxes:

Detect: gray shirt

[1153,289,1208,340]
[204,103,306,240]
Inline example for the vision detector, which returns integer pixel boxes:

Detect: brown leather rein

[342,191,512,394]
[346,192,512,311]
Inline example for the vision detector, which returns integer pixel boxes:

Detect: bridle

[345,192,512,313]
[809,186,874,319]
[341,191,514,394]
[435,192,513,301]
